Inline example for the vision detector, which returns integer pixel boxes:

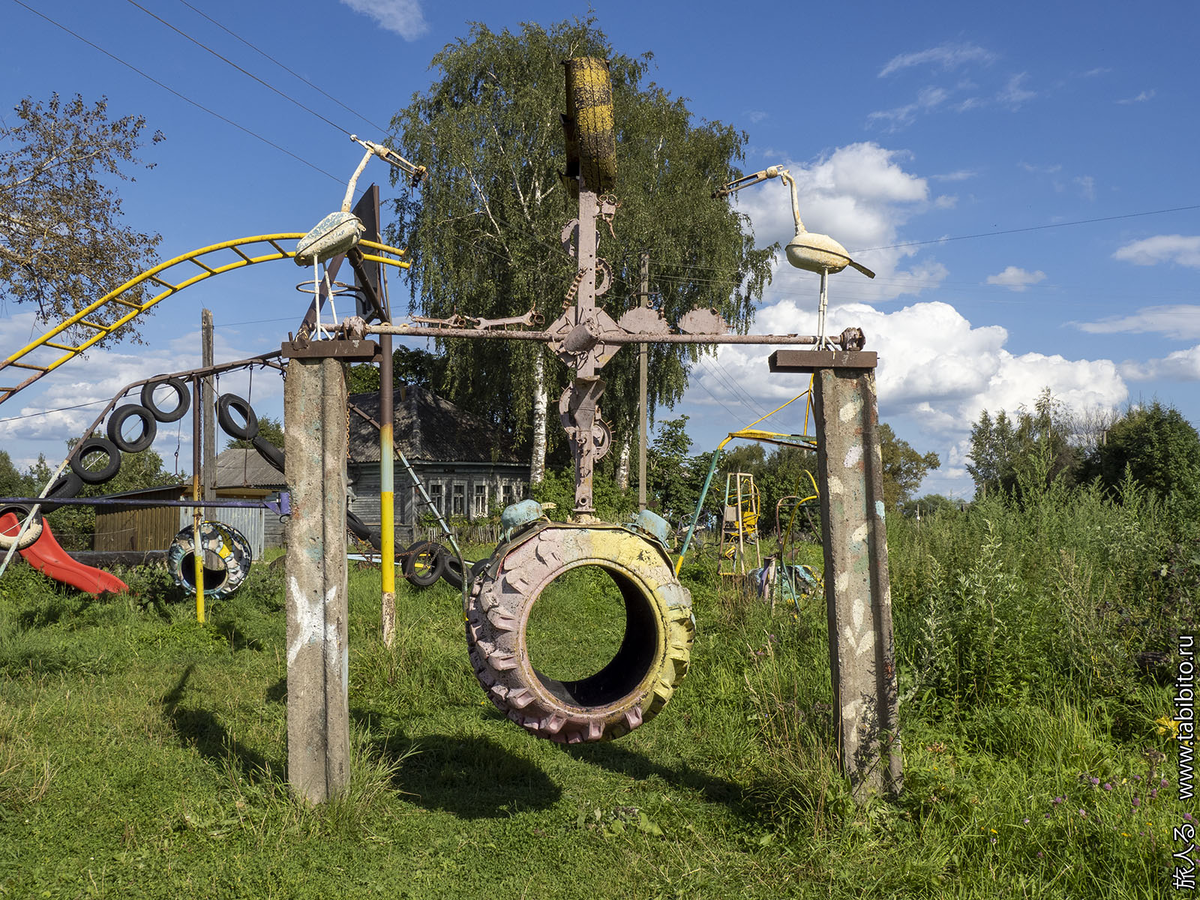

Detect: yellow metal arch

[0,234,409,406]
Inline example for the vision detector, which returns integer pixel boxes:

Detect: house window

[473,483,488,519]
[502,482,517,508]
[451,482,466,517]
[427,482,444,517]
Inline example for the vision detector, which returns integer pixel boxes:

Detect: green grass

[0,533,1186,899]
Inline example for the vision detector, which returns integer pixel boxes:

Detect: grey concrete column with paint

[284,356,351,803]
[770,349,903,799]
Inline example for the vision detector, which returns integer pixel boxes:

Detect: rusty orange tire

[465,523,693,743]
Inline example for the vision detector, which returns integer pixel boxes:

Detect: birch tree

[1,94,163,343]
[387,18,774,479]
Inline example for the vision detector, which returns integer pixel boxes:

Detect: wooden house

[345,386,528,544]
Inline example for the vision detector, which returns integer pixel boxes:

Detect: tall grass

[0,500,1188,898]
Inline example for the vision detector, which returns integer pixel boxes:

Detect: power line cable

[124,0,351,137]
[10,0,343,184]
[853,204,1200,254]
[0,399,108,424]
[173,0,389,135]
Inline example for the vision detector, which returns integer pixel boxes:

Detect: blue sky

[2,0,1198,501]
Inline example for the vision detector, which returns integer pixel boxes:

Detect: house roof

[347,385,523,466]
[215,448,287,489]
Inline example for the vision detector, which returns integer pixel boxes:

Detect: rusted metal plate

[617,307,668,334]
[768,350,877,372]
[678,308,728,335]
[280,338,380,362]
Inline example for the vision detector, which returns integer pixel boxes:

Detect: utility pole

[201,309,216,520]
[638,252,649,511]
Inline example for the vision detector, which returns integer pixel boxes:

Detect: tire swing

[465,522,694,743]
[166,521,253,600]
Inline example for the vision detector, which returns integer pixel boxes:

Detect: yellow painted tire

[564,58,617,192]
[466,524,693,743]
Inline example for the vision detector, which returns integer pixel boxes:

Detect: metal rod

[191,374,205,624]
[0,497,281,508]
[364,324,821,346]
[378,332,395,647]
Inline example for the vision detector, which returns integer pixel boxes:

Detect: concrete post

[770,350,902,800]
[284,356,351,803]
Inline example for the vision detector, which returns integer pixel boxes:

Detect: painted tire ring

[0,507,44,551]
[107,404,158,453]
[465,524,694,744]
[71,437,122,485]
[217,393,258,441]
[140,377,190,423]
[166,521,253,600]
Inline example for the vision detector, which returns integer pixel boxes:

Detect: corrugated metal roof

[347,386,522,465]
[215,448,287,489]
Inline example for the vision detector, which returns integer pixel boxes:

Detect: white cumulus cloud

[680,300,1126,498]
[1113,235,1200,268]
[731,142,939,303]
[339,0,428,40]
[986,266,1046,291]
[1121,345,1200,382]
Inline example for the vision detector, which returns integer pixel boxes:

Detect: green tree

[1,94,163,343]
[224,415,284,451]
[347,346,449,397]
[386,18,774,470]
[648,416,701,526]
[878,423,940,511]
[0,450,33,499]
[28,441,177,550]
[966,389,1080,499]
[898,493,960,519]
[1079,401,1200,505]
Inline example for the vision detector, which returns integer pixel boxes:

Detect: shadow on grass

[162,664,281,783]
[567,741,758,820]
[354,710,560,819]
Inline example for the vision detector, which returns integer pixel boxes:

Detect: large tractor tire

[465,523,693,743]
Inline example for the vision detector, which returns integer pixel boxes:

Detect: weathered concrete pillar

[770,350,902,800]
[284,356,350,803]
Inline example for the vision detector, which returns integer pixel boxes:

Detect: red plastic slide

[1,512,128,595]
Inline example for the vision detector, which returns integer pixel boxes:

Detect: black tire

[404,540,446,588]
[39,471,83,513]
[71,437,122,485]
[107,404,158,453]
[0,506,43,551]
[140,377,190,423]
[442,555,478,590]
[252,435,285,473]
[466,524,693,743]
[217,393,258,441]
[346,509,381,550]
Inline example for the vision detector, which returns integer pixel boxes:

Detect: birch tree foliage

[0,94,163,344]
[386,18,774,451]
